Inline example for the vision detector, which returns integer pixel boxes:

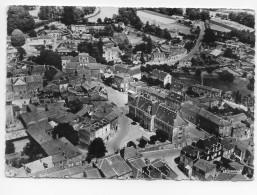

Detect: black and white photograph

[4,4,255,182]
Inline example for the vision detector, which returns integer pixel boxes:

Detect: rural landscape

[5,6,254,180]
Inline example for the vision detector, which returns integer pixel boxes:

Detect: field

[174,74,253,96]
[137,10,191,35]
[137,10,177,25]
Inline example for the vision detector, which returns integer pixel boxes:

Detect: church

[64,53,103,84]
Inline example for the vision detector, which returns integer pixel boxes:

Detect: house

[78,119,111,145]
[128,95,159,131]
[224,113,250,139]
[102,45,121,63]
[6,75,43,100]
[31,65,46,76]
[210,49,223,58]
[150,70,172,86]
[65,53,101,83]
[215,173,248,181]
[197,108,232,137]
[84,167,102,179]
[43,30,62,38]
[14,156,55,178]
[170,82,185,95]
[93,153,132,179]
[112,73,134,92]
[128,81,147,94]
[165,91,184,111]
[41,137,82,168]
[191,84,222,97]
[192,159,216,180]
[195,136,222,161]
[179,145,203,177]
[43,166,84,179]
[126,157,147,179]
[180,102,202,124]
[154,104,187,142]
[143,159,178,179]
[221,138,235,159]
[191,96,220,109]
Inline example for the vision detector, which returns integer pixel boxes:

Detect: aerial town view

[5,6,254,180]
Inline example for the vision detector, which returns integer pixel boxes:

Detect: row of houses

[179,135,253,180]
[7,145,178,179]
[128,88,187,143]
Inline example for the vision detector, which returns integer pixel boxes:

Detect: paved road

[180,21,205,61]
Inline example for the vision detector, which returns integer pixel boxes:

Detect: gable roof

[194,159,216,173]
[155,104,177,126]
[137,96,159,115]
[127,157,147,171]
[120,146,141,160]
[13,78,26,86]
[151,70,169,79]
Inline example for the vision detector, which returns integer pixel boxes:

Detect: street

[180,21,205,61]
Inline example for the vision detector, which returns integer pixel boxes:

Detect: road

[142,148,189,180]
[180,21,205,61]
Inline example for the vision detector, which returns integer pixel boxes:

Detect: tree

[148,135,158,145]
[68,99,83,113]
[28,29,37,37]
[22,140,45,162]
[61,6,83,25]
[7,6,35,35]
[219,71,234,83]
[163,29,171,40]
[140,52,145,64]
[203,29,217,45]
[138,138,147,148]
[224,48,233,58]
[156,130,168,142]
[11,29,26,47]
[97,18,102,24]
[49,24,58,30]
[38,6,57,21]
[195,69,202,77]
[17,47,26,61]
[52,123,79,146]
[165,83,171,90]
[5,141,15,154]
[200,10,210,21]
[87,138,107,159]
[33,49,62,70]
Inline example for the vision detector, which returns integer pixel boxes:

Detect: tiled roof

[194,159,216,173]
[155,104,177,126]
[167,91,184,102]
[225,113,248,123]
[120,146,141,160]
[26,125,53,145]
[221,138,235,151]
[84,167,102,179]
[41,137,81,157]
[137,96,159,115]
[97,153,132,177]
[192,84,222,93]
[127,157,146,171]
[151,70,168,79]
[23,156,54,175]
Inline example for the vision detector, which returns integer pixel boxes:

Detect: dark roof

[104,111,119,122]
[167,92,184,102]
[151,70,169,79]
[194,159,216,173]
[137,96,159,115]
[151,159,178,179]
[196,136,220,151]
[31,65,45,74]
[225,113,248,123]
[155,104,177,126]
[170,82,184,90]
[221,138,235,151]
[26,124,53,145]
[41,137,81,157]
[181,145,203,160]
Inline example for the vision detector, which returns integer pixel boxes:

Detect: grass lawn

[113,32,129,45]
